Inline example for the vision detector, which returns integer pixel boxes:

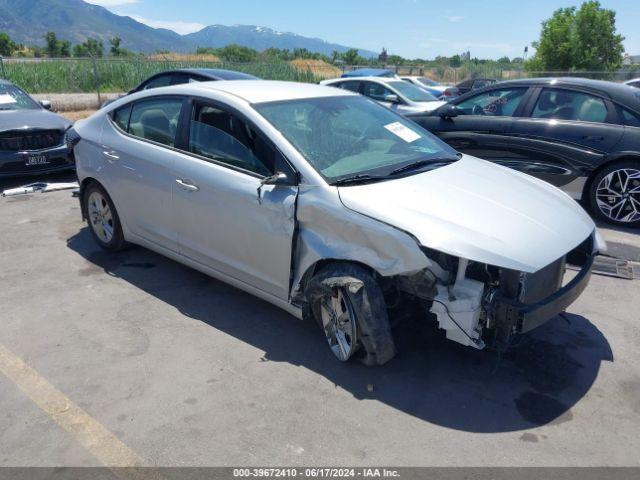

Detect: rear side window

[187,103,272,176]
[127,98,183,147]
[336,81,360,93]
[621,108,640,127]
[142,74,173,90]
[457,88,527,116]
[532,89,607,123]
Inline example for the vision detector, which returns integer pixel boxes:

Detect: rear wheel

[589,161,640,228]
[84,182,126,251]
[306,263,396,366]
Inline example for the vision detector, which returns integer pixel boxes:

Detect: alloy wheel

[88,191,115,243]
[595,168,640,224]
[319,288,358,361]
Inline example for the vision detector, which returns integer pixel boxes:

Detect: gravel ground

[0,188,639,467]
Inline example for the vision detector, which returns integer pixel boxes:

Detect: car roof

[341,68,395,78]
[176,68,259,80]
[486,77,640,108]
[187,80,357,103]
[329,76,401,84]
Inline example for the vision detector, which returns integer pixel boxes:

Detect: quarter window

[621,108,640,127]
[187,103,272,176]
[112,104,131,131]
[127,98,183,147]
[532,89,607,123]
[457,88,527,117]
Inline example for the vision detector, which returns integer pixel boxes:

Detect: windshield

[418,77,438,86]
[254,95,458,183]
[388,81,438,102]
[0,84,40,111]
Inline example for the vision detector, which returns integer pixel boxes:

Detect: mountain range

[0,0,376,57]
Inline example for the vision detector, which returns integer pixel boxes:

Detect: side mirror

[383,94,400,104]
[257,171,294,203]
[40,100,52,110]
[439,104,459,119]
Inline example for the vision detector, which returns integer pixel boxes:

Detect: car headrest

[538,90,556,110]
[554,91,573,106]
[140,109,172,144]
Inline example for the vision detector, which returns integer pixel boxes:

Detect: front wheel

[588,161,640,228]
[305,263,396,366]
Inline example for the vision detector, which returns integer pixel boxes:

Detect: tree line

[0,31,134,58]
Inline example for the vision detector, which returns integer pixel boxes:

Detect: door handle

[175,179,199,192]
[581,135,604,141]
[102,150,120,162]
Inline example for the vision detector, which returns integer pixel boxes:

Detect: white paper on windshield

[0,94,17,105]
[384,122,421,143]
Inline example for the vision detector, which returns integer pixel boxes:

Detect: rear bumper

[492,253,594,334]
[0,145,74,177]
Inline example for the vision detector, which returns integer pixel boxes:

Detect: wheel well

[296,259,382,300]
[79,177,100,220]
[583,156,640,204]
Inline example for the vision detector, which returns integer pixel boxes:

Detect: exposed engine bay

[387,233,597,349]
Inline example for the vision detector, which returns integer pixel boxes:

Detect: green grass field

[1,59,321,93]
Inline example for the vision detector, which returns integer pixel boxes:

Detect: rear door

[508,87,624,190]
[172,99,298,300]
[100,96,186,250]
[415,86,531,163]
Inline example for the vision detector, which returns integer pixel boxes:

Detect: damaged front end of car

[385,232,599,350]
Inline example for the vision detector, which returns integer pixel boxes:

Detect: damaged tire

[84,182,126,251]
[306,263,396,366]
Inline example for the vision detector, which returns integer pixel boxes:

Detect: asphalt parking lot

[1,178,640,467]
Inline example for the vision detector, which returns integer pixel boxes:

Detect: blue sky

[87,0,640,59]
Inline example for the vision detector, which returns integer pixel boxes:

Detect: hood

[338,155,595,273]
[0,109,71,133]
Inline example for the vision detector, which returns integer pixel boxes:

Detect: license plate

[25,154,49,166]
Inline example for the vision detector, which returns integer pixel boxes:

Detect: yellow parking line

[0,343,144,468]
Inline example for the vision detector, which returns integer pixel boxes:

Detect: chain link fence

[1,56,638,111]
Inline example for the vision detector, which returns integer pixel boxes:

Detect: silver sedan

[72,80,604,365]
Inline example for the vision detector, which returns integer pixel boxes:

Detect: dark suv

[409,77,640,227]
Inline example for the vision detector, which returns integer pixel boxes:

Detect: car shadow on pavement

[67,227,614,433]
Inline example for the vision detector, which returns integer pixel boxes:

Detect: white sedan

[71,80,602,365]
[321,76,446,114]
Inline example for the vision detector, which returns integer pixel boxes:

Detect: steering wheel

[472,104,485,116]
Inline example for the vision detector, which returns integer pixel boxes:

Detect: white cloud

[86,0,140,6]
[129,15,205,35]
[446,15,464,22]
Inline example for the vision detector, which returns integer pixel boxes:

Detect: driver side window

[457,88,527,117]
[362,82,395,102]
[186,103,273,177]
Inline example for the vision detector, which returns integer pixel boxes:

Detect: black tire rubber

[84,181,127,251]
[306,263,396,366]
[588,160,640,228]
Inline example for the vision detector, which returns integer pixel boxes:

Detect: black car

[455,77,497,95]
[0,80,74,177]
[129,68,259,94]
[409,77,640,227]
[101,68,260,108]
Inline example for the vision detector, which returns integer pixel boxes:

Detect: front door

[416,86,530,163]
[173,100,298,300]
